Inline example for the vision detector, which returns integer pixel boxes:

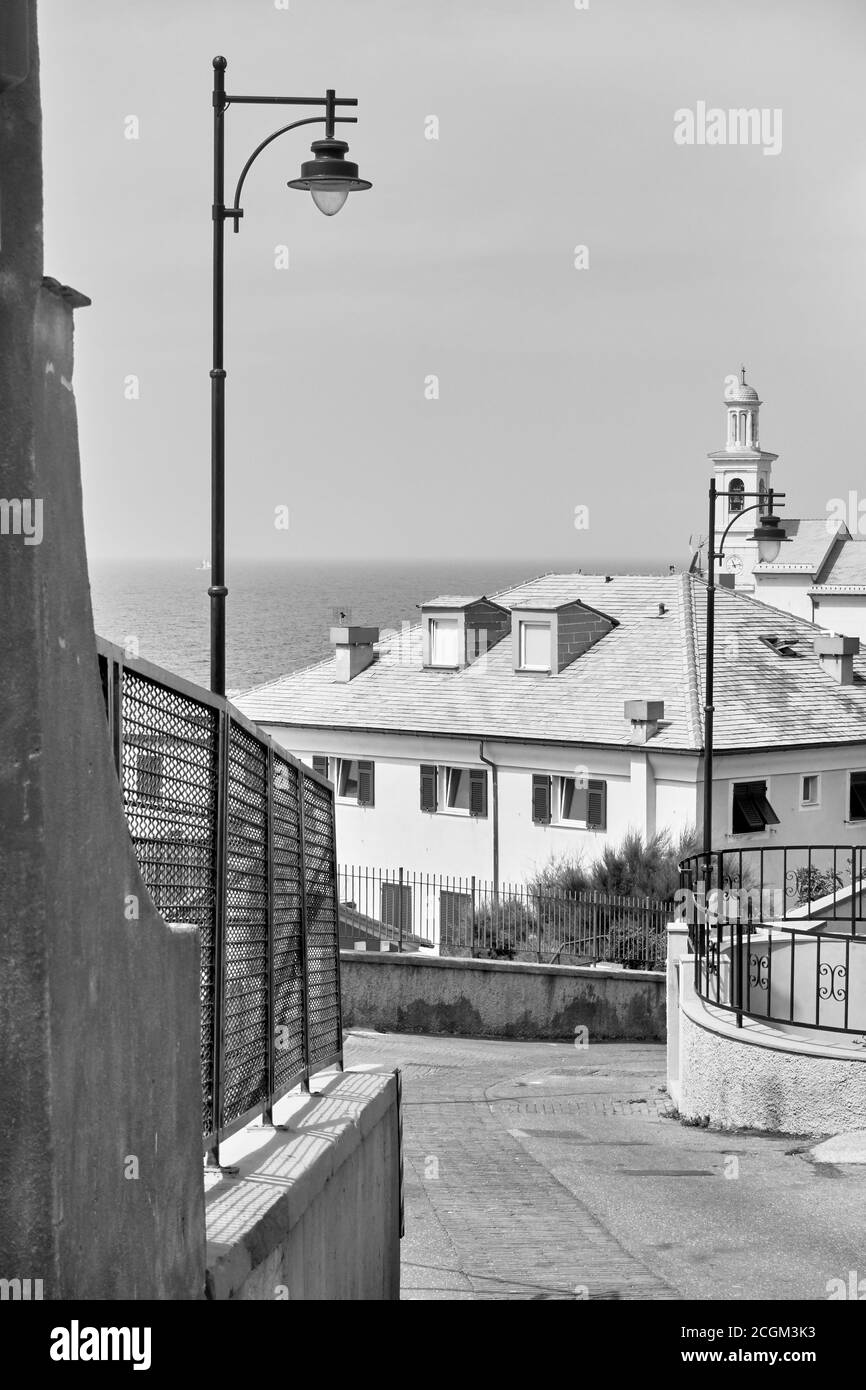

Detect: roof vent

[331,625,379,682]
[814,632,860,685]
[759,634,802,659]
[624,699,665,744]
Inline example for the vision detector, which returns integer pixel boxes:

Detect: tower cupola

[724,366,761,451]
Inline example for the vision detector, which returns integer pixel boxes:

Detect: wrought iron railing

[97,638,342,1158]
[679,848,866,1034]
[337,864,671,969]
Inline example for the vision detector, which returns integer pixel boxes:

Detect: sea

[89,557,670,695]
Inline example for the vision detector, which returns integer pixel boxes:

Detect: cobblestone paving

[343,1030,866,1302]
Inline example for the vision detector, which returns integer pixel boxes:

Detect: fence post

[264,745,275,1125]
[298,771,312,1092]
[206,705,230,1168]
[470,874,477,959]
[398,866,404,954]
[536,894,543,964]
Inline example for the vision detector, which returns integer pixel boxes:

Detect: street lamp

[208,57,372,695]
[701,481,789,856]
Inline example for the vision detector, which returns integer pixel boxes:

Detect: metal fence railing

[97,637,342,1161]
[337,864,671,969]
[679,848,866,1034]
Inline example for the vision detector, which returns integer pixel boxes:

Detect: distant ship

[196,559,212,571]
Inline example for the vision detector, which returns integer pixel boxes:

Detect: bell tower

[707,367,778,591]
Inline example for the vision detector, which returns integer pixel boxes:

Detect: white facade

[260,723,866,886]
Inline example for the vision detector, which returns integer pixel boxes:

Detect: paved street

[343,1030,866,1301]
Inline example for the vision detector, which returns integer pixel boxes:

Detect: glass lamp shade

[757,536,782,563]
[752,514,787,564]
[311,186,350,217]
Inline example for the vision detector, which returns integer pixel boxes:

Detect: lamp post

[209,56,372,695]
[702,480,788,856]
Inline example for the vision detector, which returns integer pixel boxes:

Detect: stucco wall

[0,6,205,1297]
[340,951,665,1040]
[670,958,866,1135]
[206,1071,400,1301]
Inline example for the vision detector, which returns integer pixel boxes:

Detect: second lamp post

[209,55,372,695]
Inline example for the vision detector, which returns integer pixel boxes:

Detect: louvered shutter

[532,774,551,825]
[420,765,438,813]
[587,779,607,830]
[312,755,329,778]
[357,760,375,807]
[469,770,488,818]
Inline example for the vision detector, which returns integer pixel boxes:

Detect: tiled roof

[753,517,843,576]
[810,539,866,590]
[421,595,487,609]
[236,573,866,753]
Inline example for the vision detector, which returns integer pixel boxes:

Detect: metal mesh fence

[98,638,342,1151]
[272,756,306,1093]
[303,774,342,1070]
[222,721,269,1127]
[118,666,220,1137]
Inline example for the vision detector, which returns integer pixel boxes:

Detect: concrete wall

[671,963,866,1136]
[340,951,665,1041]
[0,4,205,1297]
[205,1071,400,1300]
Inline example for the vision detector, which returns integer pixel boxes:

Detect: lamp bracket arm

[715,500,762,560]
[228,114,358,230]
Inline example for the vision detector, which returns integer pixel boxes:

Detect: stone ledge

[205,1068,396,1301]
[340,949,664,983]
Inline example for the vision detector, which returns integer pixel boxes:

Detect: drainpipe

[478,741,499,894]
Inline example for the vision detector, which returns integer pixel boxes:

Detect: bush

[529,826,699,903]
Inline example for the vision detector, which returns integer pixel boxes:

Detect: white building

[708,369,866,641]
[236,574,866,890]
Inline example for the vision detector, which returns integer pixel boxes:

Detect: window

[336,758,374,806]
[801,774,820,807]
[732,780,779,834]
[519,621,551,672]
[420,765,487,817]
[381,882,412,931]
[312,755,329,778]
[556,776,607,829]
[728,478,745,514]
[136,749,163,801]
[430,618,460,667]
[440,889,473,941]
[850,772,866,821]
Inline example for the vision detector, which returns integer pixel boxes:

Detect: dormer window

[519,620,552,672]
[421,596,511,670]
[429,617,459,668]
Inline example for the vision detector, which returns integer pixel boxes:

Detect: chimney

[624,699,665,744]
[814,633,860,686]
[331,625,379,683]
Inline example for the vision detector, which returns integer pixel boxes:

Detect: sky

[39,0,866,564]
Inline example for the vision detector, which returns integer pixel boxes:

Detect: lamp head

[287,136,372,216]
[752,513,788,564]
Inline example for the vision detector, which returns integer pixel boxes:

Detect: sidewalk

[344,1030,866,1301]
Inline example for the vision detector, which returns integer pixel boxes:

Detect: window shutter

[312,755,329,778]
[420,765,438,813]
[587,779,607,830]
[469,769,487,818]
[532,774,551,825]
[357,760,375,807]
